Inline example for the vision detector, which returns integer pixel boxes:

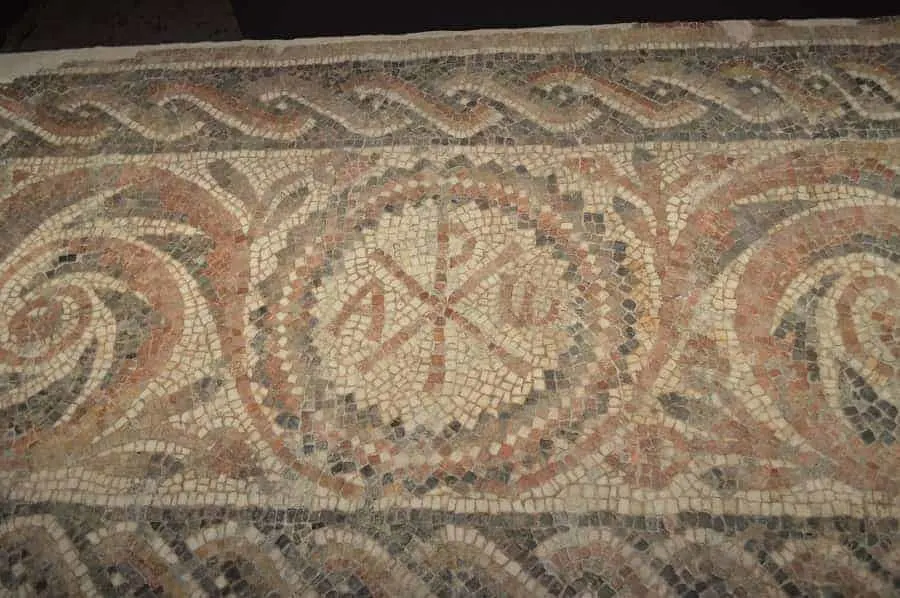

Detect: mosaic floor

[0,19,899,597]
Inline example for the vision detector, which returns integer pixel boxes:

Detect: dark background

[0,0,895,52]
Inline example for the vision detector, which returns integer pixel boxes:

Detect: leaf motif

[700,463,805,494]
[656,392,717,422]
[208,159,258,206]
[260,173,308,229]
[85,449,186,480]
[839,363,898,446]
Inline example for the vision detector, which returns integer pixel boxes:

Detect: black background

[232,1,895,39]
[0,0,896,52]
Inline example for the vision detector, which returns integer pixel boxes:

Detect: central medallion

[311,198,578,431]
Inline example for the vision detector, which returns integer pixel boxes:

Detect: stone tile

[0,19,899,596]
